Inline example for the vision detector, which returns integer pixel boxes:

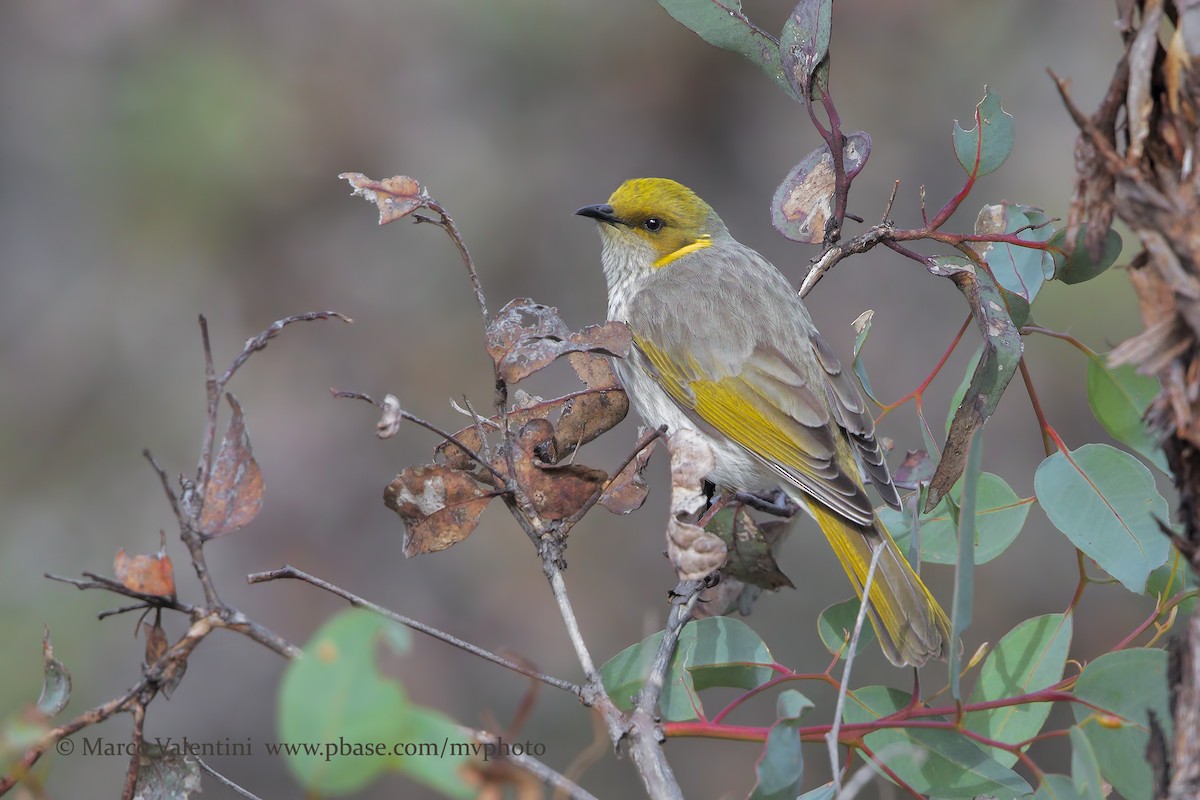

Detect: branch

[247,566,578,695]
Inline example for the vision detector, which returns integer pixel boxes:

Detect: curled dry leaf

[667,517,728,582]
[599,430,656,515]
[705,508,793,591]
[199,394,264,538]
[377,394,403,439]
[384,465,495,557]
[436,354,628,473]
[486,298,631,384]
[339,172,425,224]
[114,548,177,598]
[771,132,872,244]
[666,429,727,581]
[142,620,168,666]
[494,419,608,521]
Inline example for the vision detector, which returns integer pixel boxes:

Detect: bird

[576,177,950,667]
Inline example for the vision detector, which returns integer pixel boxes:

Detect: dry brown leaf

[599,433,656,515]
[114,548,176,598]
[384,465,495,556]
[665,430,726,581]
[485,299,630,384]
[199,394,264,538]
[557,353,629,452]
[142,620,168,665]
[495,419,608,521]
[340,172,425,224]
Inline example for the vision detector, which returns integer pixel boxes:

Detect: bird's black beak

[575,203,622,226]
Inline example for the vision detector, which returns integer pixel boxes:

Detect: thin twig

[331,389,511,485]
[559,426,665,532]
[195,759,264,800]
[828,543,884,798]
[635,581,704,717]
[469,729,600,800]
[421,200,489,324]
[247,566,579,694]
[121,701,146,800]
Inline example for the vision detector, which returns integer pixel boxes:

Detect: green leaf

[1034,444,1171,593]
[749,690,812,800]
[817,597,876,659]
[1049,224,1123,284]
[1069,726,1106,800]
[843,686,1033,798]
[278,609,410,795]
[657,0,791,96]
[1,712,50,777]
[883,472,1031,565]
[851,310,881,405]
[926,256,1023,511]
[36,630,71,718]
[395,706,474,799]
[1086,354,1167,472]
[949,427,983,700]
[953,86,1015,178]
[1034,774,1086,800]
[600,617,775,722]
[964,613,1073,767]
[1071,649,1170,800]
[797,784,836,800]
[1146,549,1199,618]
[970,202,1055,305]
[772,132,872,243]
[779,0,833,98]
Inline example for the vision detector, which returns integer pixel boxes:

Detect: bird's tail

[809,503,951,667]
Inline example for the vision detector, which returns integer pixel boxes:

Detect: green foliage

[749,691,812,800]
[1034,444,1171,593]
[278,609,471,798]
[883,472,1031,565]
[953,87,1015,177]
[1070,649,1170,800]
[843,686,1033,798]
[1086,354,1167,471]
[1049,224,1123,284]
[964,614,1073,767]
[600,617,775,722]
[816,597,875,659]
[656,0,791,96]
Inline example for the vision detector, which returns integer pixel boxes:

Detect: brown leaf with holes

[486,299,631,384]
[199,394,264,537]
[599,433,656,514]
[340,172,425,224]
[385,465,495,556]
[493,419,608,520]
[557,352,629,452]
[114,549,176,598]
[665,430,726,581]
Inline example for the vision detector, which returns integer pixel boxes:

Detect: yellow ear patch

[652,235,713,269]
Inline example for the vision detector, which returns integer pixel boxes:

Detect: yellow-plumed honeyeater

[577,177,950,667]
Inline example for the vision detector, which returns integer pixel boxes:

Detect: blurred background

[0,1,1158,797]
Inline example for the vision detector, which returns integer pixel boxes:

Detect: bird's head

[576,178,728,270]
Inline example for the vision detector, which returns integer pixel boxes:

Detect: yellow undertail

[808,502,951,667]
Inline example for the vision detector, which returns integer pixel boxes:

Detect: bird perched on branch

[577,177,950,667]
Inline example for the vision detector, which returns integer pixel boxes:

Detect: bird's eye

[644,218,664,232]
